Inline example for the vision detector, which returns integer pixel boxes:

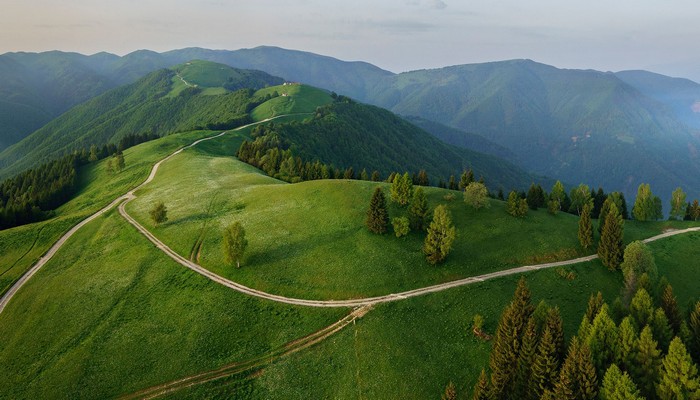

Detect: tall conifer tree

[598,204,624,270]
[366,187,389,234]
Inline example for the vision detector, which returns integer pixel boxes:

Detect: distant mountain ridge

[2,46,700,203]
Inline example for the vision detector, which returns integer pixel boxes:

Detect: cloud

[430,0,447,10]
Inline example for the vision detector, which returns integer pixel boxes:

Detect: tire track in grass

[0,116,294,315]
[118,305,371,400]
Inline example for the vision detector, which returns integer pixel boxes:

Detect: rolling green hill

[1,123,698,398]
[260,99,547,191]
[0,65,282,179]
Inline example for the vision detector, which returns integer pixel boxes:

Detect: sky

[2,0,699,81]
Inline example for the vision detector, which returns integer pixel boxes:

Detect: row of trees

[462,275,700,400]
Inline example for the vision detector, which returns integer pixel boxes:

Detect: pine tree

[549,180,566,214]
[106,158,115,174]
[390,172,414,206]
[408,187,429,231]
[598,203,624,270]
[514,318,538,400]
[546,307,566,362]
[459,169,474,190]
[490,278,534,399]
[592,187,607,219]
[598,196,614,235]
[417,169,429,186]
[370,170,380,181]
[633,326,662,399]
[656,337,700,400]
[115,151,125,172]
[441,381,457,400]
[223,222,248,268]
[530,323,561,399]
[578,202,593,249]
[616,317,638,373]
[661,284,682,335]
[690,301,700,364]
[423,205,456,265]
[359,168,369,181]
[652,308,673,352]
[448,175,457,191]
[554,337,598,400]
[366,187,389,234]
[88,144,98,162]
[600,364,643,400]
[585,292,605,323]
[630,288,654,329]
[472,369,491,400]
[586,305,619,378]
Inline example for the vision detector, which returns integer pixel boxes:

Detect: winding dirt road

[2,114,700,314]
[0,117,280,314]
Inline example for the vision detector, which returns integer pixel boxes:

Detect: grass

[156,259,624,399]
[0,130,224,297]
[251,84,333,121]
[0,211,344,399]
[125,131,698,300]
[155,233,700,399]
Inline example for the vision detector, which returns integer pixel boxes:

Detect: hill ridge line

[0,116,289,314]
[3,115,700,314]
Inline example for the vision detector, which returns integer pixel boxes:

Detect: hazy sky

[2,0,699,80]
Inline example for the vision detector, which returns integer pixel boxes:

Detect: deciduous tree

[149,202,168,226]
[423,205,456,265]
[223,222,248,268]
[464,182,490,210]
[670,187,687,220]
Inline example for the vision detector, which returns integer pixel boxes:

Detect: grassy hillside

[251,84,334,120]
[0,210,344,399]
[1,126,698,398]
[0,69,258,179]
[0,130,224,296]
[125,130,691,300]
[169,60,284,97]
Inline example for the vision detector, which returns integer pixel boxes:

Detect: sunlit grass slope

[0,210,344,399]
[251,84,333,120]
[126,131,694,300]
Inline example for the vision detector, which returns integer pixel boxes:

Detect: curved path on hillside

[3,114,700,313]
[0,117,284,314]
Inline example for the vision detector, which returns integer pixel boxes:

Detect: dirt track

[3,114,700,314]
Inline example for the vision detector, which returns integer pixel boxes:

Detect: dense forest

[464,274,700,400]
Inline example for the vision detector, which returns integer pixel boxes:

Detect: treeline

[237,123,459,186]
[0,132,157,230]
[462,274,700,399]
